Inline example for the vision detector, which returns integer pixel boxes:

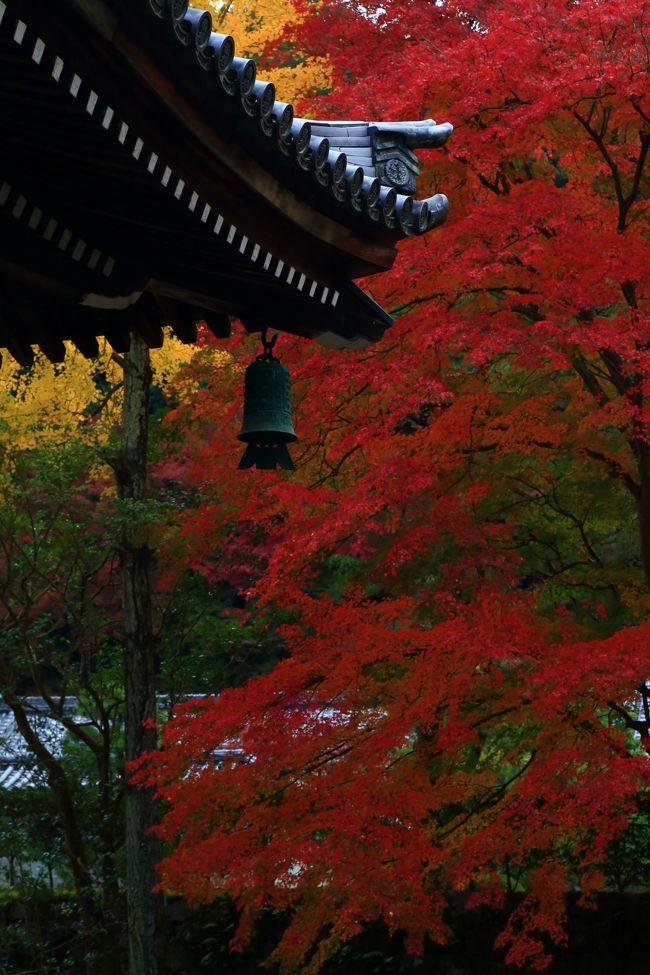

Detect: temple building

[0,0,452,364]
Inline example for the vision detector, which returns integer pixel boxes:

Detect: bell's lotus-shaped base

[238,442,295,471]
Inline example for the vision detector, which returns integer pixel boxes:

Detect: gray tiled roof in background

[0,695,211,790]
[0,697,78,790]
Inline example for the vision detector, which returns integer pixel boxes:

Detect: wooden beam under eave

[0,311,35,367]
[2,281,67,363]
[151,295,199,344]
[102,325,131,354]
[70,331,101,359]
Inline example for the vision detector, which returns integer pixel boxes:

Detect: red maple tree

[137,0,650,970]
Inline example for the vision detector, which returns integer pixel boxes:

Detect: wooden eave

[0,0,451,362]
[66,0,400,277]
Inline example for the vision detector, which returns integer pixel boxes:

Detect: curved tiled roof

[0,697,76,790]
[0,0,452,359]
[145,0,452,239]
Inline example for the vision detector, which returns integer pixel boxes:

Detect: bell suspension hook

[260,328,278,360]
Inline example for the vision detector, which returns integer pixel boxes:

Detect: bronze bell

[237,344,296,470]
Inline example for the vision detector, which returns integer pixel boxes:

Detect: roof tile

[146,0,452,238]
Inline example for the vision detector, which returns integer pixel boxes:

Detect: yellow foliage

[151,332,202,389]
[0,331,196,453]
[207,0,330,103]
[0,1,332,456]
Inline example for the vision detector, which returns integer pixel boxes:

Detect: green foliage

[160,574,289,700]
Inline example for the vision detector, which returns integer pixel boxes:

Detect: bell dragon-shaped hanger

[237,329,297,470]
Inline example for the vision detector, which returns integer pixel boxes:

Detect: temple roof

[0,697,75,791]
[142,1,452,239]
[0,0,452,362]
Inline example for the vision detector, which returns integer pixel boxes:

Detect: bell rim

[237,430,297,445]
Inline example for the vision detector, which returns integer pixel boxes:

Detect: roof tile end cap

[371,120,454,149]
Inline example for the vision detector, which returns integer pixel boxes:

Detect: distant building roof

[0,697,78,790]
[0,693,210,789]
[0,0,452,360]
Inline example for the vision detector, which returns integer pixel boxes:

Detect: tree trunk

[635,441,650,590]
[4,692,106,975]
[117,331,158,975]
